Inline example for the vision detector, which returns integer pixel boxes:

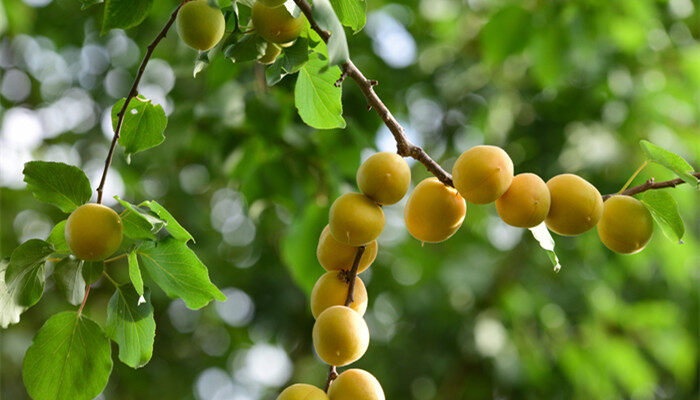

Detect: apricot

[176,0,226,51]
[495,173,551,228]
[277,384,329,400]
[258,41,281,64]
[251,2,305,44]
[311,271,367,318]
[404,178,466,243]
[65,204,123,261]
[327,369,385,400]
[597,195,653,254]
[329,193,385,246]
[312,306,369,366]
[317,225,378,273]
[545,174,603,236]
[452,145,514,204]
[356,152,411,205]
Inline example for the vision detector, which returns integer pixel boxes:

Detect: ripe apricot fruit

[65,203,123,261]
[311,271,367,318]
[452,145,514,204]
[251,2,304,44]
[277,384,329,400]
[356,152,411,205]
[495,173,551,228]
[258,42,282,64]
[312,306,369,366]
[597,195,654,254]
[404,178,466,243]
[329,193,385,246]
[327,369,385,400]
[545,174,603,236]
[176,0,226,51]
[317,225,377,273]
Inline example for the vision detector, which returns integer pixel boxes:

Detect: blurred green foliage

[1,0,699,399]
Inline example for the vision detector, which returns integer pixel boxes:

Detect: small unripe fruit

[495,173,551,228]
[404,178,466,243]
[312,306,369,366]
[176,0,226,51]
[251,2,304,44]
[317,225,378,273]
[327,369,385,400]
[311,271,367,319]
[258,41,281,64]
[356,152,411,205]
[65,204,123,261]
[258,0,287,7]
[452,145,514,204]
[597,195,654,254]
[545,174,603,236]
[329,193,385,246]
[277,383,329,400]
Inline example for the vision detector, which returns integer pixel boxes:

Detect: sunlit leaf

[330,0,365,33]
[294,52,345,129]
[311,0,349,65]
[23,161,92,213]
[106,284,155,368]
[528,223,561,273]
[101,0,154,34]
[639,140,698,188]
[0,261,26,329]
[112,96,167,157]
[639,190,684,243]
[53,257,86,306]
[5,239,53,307]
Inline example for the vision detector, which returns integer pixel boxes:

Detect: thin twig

[104,253,127,264]
[323,366,338,392]
[292,0,453,187]
[95,2,185,203]
[603,172,700,200]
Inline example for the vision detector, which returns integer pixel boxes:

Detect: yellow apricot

[356,152,411,205]
[327,369,385,400]
[65,204,123,261]
[258,41,281,64]
[597,195,654,254]
[312,306,369,366]
[452,145,514,204]
[277,383,329,400]
[329,193,385,246]
[311,271,367,318]
[404,178,466,243]
[317,225,378,273]
[176,0,226,51]
[545,174,603,236]
[251,2,305,44]
[495,173,551,228]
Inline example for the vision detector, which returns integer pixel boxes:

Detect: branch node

[368,79,378,87]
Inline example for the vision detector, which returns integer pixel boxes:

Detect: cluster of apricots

[278,152,412,400]
[176,0,304,65]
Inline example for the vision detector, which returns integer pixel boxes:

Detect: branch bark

[602,172,700,200]
[95,3,184,203]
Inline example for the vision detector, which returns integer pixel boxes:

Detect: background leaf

[23,161,92,213]
[639,190,685,243]
[112,96,167,157]
[82,261,105,285]
[101,0,154,34]
[281,203,328,295]
[640,140,698,187]
[22,312,112,400]
[106,285,155,369]
[480,6,531,65]
[5,239,53,307]
[294,52,345,129]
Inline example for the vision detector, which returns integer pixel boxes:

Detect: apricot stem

[77,284,90,316]
[102,271,119,287]
[603,172,700,200]
[104,253,127,264]
[617,161,648,194]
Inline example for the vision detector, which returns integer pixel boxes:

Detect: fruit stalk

[95,1,186,203]
[602,172,700,200]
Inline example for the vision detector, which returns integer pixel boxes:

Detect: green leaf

[23,161,92,213]
[311,0,350,65]
[141,200,194,242]
[0,261,26,329]
[47,220,70,255]
[112,96,167,157]
[295,53,345,129]
[23,312,112,400]
[128,251,144,296]
[281,203,328,295]
[80,0,103,10]
[106,284,155,368]
[330,0,365,33]
[225,34,266,63]
[639,140,698,188]
[82,261,105,285]
[194,50,211,78]
[5,239,53,307]
[53,258,86,306]
[137,237,226,309]
[280,37,309,73]
[528,223,562,273]
[101,0,154,34]
[115,196,165,240]
[267,59,287,86]
[639,190,685,243]
[480,5,531,65]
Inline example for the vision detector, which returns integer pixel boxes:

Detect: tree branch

[292,0,453,187]
[602,172,700,200]
[95,2,185,203]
